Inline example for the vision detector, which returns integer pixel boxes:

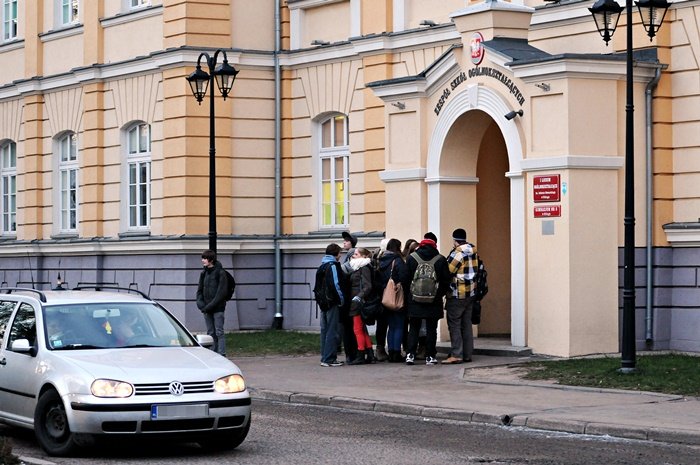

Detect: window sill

[119,230,151,238]
[663,222,700,246]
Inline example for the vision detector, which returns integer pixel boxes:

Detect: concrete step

[437,337,532,357]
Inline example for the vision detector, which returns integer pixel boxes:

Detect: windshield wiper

[52,344,104,350]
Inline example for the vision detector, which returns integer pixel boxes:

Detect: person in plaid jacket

[442,228,479,364]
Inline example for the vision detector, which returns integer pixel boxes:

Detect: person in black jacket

[404,235,451,365]
[375,238,410,362]
[196,249,229,356]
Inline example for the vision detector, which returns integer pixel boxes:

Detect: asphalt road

[3,400,700,465]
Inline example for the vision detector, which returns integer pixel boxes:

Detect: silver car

[0,287,251,456]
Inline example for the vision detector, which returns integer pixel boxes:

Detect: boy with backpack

[443,228,479,364]
[314,243,346,367]
[404,232,451,365]
[196,249,234,356]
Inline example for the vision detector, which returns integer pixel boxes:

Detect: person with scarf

[347,247,376,365]
[404,233,451,365]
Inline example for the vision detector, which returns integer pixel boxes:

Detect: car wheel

[34,389,81,456]
[198,415,251,451]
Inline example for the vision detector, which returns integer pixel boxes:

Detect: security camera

[504,109,523,120]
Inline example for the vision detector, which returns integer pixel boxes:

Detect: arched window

[0,140,16,234]
[125,122,151,230]
[56,132,78,232]
[319,114,349,228]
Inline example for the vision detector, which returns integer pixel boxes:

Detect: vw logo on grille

[169,381,185,396]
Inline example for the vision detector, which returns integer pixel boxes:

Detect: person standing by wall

[348,247,376,365]
[340,231,359,363]
[376,238,410,362]
[404,234,451,365]
[315,243,346,367]
[196,249,229,356]
[443,228,478,364]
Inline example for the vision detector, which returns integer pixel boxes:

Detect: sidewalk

[234,342,700,446]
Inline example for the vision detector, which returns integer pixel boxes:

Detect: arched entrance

[426,85,526,346]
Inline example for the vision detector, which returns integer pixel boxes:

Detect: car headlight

[91,379,134,398]
[214,374,246,393]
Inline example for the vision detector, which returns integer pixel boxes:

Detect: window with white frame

[0,140,16,234]
[319,114,349,228]
[60,0,79,26]
[126,123,151,230]
[130,0,150,9]
[57,132,78,232]
[2,0,17,41]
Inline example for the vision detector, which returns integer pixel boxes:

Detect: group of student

[315,228,481,367]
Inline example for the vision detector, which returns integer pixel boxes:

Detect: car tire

[34,389,82,456]
[198,415,251,451]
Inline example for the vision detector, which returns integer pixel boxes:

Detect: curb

[249,388,700,446]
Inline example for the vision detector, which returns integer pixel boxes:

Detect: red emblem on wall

[470,32,485,66]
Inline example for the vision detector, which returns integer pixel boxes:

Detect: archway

[426,84,525,346]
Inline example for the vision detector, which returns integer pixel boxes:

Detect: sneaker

[320,360,344,367]
[405,353,415,365]
[425,356,439,365]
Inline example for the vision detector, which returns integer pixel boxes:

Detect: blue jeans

[320,305,340,363]
[386,311,405,351]
[204,311,226,356]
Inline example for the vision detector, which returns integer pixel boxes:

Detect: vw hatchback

[0,287,251,456]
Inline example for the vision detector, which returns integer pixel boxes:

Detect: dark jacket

[348,264,373,317]
[377,251,410,307]
[196,261,228,314]
[318,254,345,308]
[405,244,451,319]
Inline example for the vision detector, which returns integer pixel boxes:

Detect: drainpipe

[644,66,662,345]
[272,0,284,329]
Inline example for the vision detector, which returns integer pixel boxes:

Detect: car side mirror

[195,334,214,348]
[11,339,37,357]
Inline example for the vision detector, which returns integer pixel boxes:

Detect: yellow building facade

[0,0,698,356]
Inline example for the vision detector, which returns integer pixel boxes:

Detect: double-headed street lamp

[186,50,239,253]
[589,0,670,372]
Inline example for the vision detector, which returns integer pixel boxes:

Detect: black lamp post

[589,0,670,372]
[186,50,239,253]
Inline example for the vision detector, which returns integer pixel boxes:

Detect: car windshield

[43,302,196,350]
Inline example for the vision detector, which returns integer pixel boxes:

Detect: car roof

[1,289,154,306]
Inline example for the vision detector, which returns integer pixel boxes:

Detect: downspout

[644,65,662,345]
[272,0,284,329]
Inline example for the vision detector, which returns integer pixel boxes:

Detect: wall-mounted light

[420,19,437,27]
[535,82,551,92]
[311,39,330,46]
[391,101,406,110]
[504,109,523,120]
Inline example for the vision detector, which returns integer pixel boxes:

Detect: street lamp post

[589,0,670,372]
[186,50,239,253]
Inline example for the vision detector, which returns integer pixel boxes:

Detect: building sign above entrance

[533,174,561,202]
[470,32,485,65]
[534,205,561,218]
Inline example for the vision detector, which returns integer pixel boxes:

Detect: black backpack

[223,270,236,300]
[313,263,336,311]
[474,258,488,301]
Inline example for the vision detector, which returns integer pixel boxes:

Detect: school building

[0,0,698,356]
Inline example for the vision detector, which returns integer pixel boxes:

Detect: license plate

[150,403,209,420]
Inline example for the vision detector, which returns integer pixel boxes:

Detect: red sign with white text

[533,175,560,202]
[534,205,561,218]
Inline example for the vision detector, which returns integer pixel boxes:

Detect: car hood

[53,347,242,382]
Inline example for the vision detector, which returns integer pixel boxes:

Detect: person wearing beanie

[404,232,451,366]
[442,228,479,364]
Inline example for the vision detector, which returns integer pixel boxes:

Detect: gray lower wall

[1,244,699,352]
